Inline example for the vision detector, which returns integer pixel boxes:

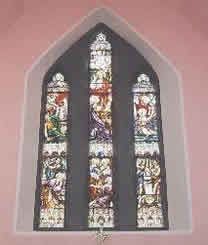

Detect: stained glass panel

[38,73,70,228]
[88,33,114,228]
[137,195,163,228]
[133,93,159,142]
[34,25,168,231]
[136,158,161,196]
[89,93,112,141]
[89,157,113,209]
[133,74,166,228]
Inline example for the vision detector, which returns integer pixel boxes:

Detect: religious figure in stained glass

[37,73,70,228]
[88,33,114,228]
[133,74,166,228]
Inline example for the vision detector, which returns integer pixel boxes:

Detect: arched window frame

[33,23,169,232]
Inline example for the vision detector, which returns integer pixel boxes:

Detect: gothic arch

[16,7,192,233]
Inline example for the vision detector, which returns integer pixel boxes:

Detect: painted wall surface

[0,0,207,244]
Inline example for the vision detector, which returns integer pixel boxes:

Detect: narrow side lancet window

[132,74,168,229]
[35,73,70,228]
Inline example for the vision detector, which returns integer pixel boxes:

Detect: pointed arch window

[34,24,169,231]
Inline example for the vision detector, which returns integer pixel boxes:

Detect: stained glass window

[133,74,167,229]
[35,73,70,228]
[88,33,114,228]
[34,23,168,231]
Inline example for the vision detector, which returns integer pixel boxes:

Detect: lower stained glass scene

[137,195,163,228]
[88,157,114,227]
[39,143,67,227]
[38,73,69,228]
[136,158,163,228]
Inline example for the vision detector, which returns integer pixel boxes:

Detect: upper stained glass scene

[88,33,114,228]
[38,73,70,228]
[133,74,158,143]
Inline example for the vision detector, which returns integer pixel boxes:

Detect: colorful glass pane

[89,93,112,141]
[39,73,69,228]
[133,93,158,142]
[89,158,113,209]
[88,33,114,228]
[133,74,165,228]
[137,195,163,228]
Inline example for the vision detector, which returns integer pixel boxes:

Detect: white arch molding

[16,6,192,233]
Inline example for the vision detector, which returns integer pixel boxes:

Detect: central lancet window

[34,24,169,231]
[88,33,114,228]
